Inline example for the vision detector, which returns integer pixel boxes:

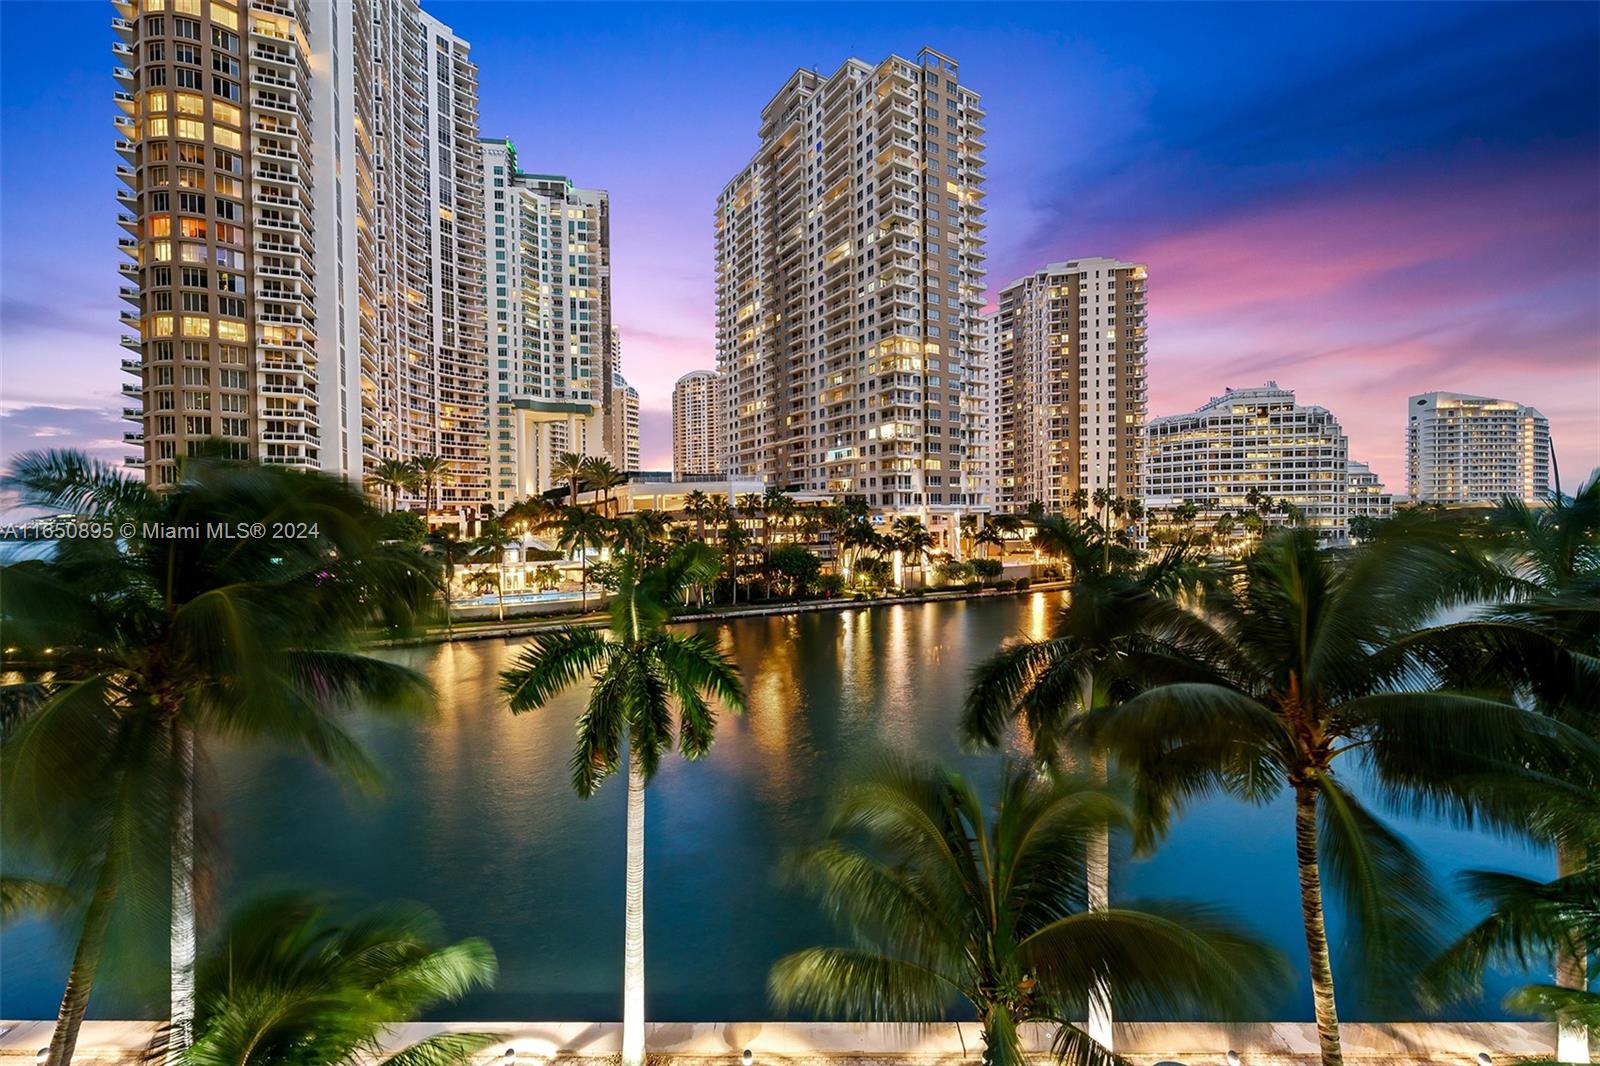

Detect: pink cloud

[1133,154,1600,489]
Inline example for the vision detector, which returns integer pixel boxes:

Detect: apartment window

[211,27,237,52]
[175,67,201,89]
[174,17,200,39]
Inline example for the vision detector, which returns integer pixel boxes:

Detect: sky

[2,2,1597,488]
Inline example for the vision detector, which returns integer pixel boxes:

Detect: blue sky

[2,1,1596,483]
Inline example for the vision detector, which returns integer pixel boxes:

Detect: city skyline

[2,2,1597,489]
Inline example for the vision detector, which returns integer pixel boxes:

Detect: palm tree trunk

[45,851,119,1066]
[621,748,647,1066]
[1556,841,1590,1063]
[168,724,197,1062]
[496,561,506,623]
[1294,782,1343,1066]
[1086,748,1112,1051]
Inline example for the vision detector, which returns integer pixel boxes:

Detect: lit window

[176,118,205,142]
[181,316,211,338]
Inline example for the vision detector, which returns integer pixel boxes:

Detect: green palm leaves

[2,450,438,1064]
[177,892,497,1066]
[771,760,1284,1066]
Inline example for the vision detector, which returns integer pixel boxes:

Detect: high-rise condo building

[994,258,1148,512]
[970,310,998,509]
[1143,382,1390,546]
[715,48,990,524]
[480,139,617,504]
[611,374,641,473]
[1406,392,1551,504]
[671,369,727,478]
[118,0,487,515]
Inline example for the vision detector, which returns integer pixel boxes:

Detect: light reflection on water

[0,593,1544,1022]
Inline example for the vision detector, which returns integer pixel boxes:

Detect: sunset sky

[2,1,1596,488]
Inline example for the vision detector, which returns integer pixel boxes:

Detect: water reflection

[0,593,1543,1023]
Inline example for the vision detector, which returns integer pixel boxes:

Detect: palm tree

[1069,488,1090,520]
[552,505,611,612]
[471,520,518,623]
[890,515,933,587]
[582,456,626,517]
[1,450,434,1065]
[1420,477,1600,1057]
[411,453,450,515]
[963,544,1212,1047]
[174,891,497,1065]
[975,523,1005,561]
[1077,528,1597,1066]
[721,517,753,605]
[1425,860,1600,1052]
[683,489,712,541]
[551,452,587,507]
[371,458,419,512]
[500,543,745,1066]
[426,529,474,635]
[770,758,1283,1066]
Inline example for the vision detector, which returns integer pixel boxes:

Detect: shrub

[965,580,983,593]
[995,579,1016,591]
[969,558,1003,580]
[905,586,927,597]
[852,592,867,602]
[1015,577,1032,590]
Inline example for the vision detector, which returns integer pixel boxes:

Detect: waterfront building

[969,310,998,510]
[671,369,727,478]
[1406,391,1551,505]
[1346,460,1394,528]
[715,47,990,534]
[480,139,618,504]
[1143,382,1389,546]
[993,257,1148,513]
[118,0,488,516]
[611,374,641,473]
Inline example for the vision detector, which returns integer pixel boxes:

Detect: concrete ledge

[0,1020,1558,1064]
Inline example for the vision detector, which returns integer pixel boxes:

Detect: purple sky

[2,2,1596,489]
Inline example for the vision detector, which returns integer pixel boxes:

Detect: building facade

[671,369,727,478]
[714,47,990,517]
[118,0,487,515]
[1143,382,1389,546]
[1406,392,1551,504]
[968,310,998,509]
[1346,460,1394,529]
[993,258,1147,513]
[611,374,641,473]
[480,139,617,505]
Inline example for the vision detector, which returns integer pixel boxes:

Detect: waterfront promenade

[391,580,1070,647]
[0,1020,1559,1065]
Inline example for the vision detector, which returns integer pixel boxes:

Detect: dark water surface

[2,594,1545,1020]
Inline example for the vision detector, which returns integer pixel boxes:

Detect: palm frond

[500,627,613,712]
[768,947,956,1020]
[1316,775,1440,1008]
